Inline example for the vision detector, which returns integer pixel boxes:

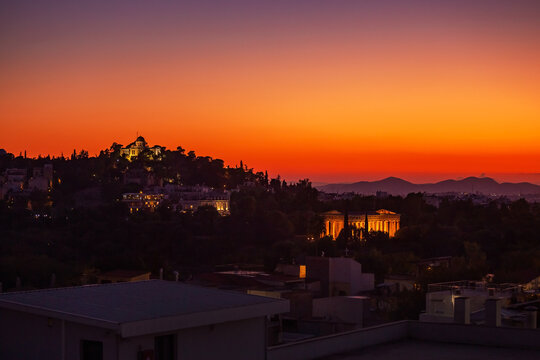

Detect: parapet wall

[409,321,540,350]
[267,321,408,360]
[267,320,540,360]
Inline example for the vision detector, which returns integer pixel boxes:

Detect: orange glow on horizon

[1,1,539,184]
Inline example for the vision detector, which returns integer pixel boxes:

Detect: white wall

[65,321,118,360]
[328,258,359,284]
[267,321,409,360]
[0,308,117,360]
[118,317,266,360]
[1,308,62,360]
[1,308,266,360]
[355,273,375,293]
[329,258,374,294]
[312,297,364,325]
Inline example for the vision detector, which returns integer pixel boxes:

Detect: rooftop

[0,280,288,337]
[321,339,540,360]
[321,209,398,216]
[427,280,519,294]
[268,321,540,360]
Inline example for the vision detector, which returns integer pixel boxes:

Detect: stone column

[454,296,471,324]
[524,306,537,329]
[485,298,502,327]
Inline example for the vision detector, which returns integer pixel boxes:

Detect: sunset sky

[1,0,539,184]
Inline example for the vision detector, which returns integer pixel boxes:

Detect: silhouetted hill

[316,177,540,196]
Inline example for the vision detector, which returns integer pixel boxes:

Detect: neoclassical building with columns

[120,136,162,161]
[321,209,401,239]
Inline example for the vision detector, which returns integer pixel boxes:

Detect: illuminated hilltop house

[28,164,53,192]
[120,136,163,161]
[0,168,27,197]
[122,192,167,213]
[321,209,400,239]
[170,186,231,215]
[177,197,230,215]
[1,164,53,199]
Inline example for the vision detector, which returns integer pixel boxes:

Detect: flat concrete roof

[0,280,289,337]
[321,340,540,360]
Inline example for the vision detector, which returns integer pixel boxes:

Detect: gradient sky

[1,0,539,184]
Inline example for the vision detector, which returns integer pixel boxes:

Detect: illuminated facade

[321,209,400,239]
[164,185,231,215]
[120,136,162,161]
[122,192,167,212]
[177,198,230,215]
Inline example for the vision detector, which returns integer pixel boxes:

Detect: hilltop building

[1,164,53,199]
[120,136,162,161]
[1,168,27,197]
[28,164,53,192]
[321,209,400,239]
[122,192,167,213]
[177,196,230,214]
[174,187,230,214]
[123,168,160,187]
[122,186,230,215]
[164,185,230,215]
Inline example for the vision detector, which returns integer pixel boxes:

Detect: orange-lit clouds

[1,1,539,183]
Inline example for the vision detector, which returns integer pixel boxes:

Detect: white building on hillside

[120,136,162,161]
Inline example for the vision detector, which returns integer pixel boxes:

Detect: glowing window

[299,265,306,279]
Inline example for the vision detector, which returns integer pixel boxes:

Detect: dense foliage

[0,148,539,293]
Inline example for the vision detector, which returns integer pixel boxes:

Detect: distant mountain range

[315,177,540,196]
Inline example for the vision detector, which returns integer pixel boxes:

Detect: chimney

[454,296,470,324]
[485,298,502,327]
